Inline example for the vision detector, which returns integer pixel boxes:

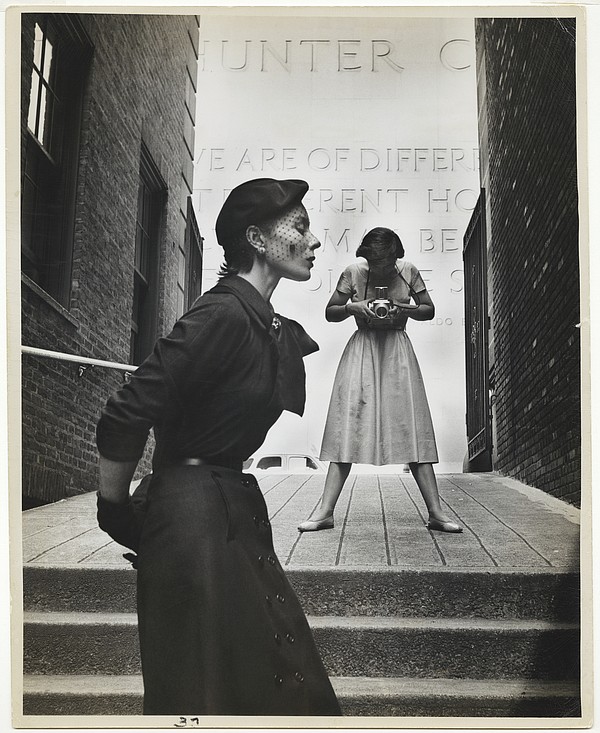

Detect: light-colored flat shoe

[298,515,334,532]
[427,518,463,533]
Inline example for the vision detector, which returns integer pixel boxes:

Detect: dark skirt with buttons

[136,464,341,716]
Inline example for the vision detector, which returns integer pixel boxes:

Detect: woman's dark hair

[356,227,404,261]
[217,215,279,278]
[218,231,256,278]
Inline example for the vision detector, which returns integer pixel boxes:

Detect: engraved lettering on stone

[221,40,250,71]
[442,229,459,251]
[440,39,471,71]
[196,189,212,210]
[319,189,336,212]
[455,189,478,212]
[360,148,380,171]
[323,228,351,253]
[428,189,451,213]
[420,229,436,252]
[335,148,350,170]
[197,40,209,72]
[308,148,331,170]
[387,189,408,212]
[282,148,297,169]
[260,40,291,72]
[262,148,278,170]
[338,40,361,71]
[298,40,330,71]
[362,189,382,213]
[433,148,449,171]
[236,149,255,171]
[341,189,357,211]
[450,269,464,293]
[415,148,429,172]
[371,40,404,72]
[210,149,225,170]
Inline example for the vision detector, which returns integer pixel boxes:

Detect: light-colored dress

[320,259,439,466]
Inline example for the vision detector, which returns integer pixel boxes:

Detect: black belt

[358,323,405,331]
[179,456,243,471]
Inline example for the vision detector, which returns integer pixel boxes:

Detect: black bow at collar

[209,276,319,416]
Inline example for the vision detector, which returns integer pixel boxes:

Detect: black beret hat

[215,178,309,247]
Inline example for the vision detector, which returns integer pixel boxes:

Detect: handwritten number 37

[175,717,201,727]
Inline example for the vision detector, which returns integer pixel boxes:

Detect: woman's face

[261,204,321,282]
[368,251,397,280]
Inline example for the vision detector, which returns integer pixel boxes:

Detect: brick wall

[475,18,580,504]
[21,13,199,505]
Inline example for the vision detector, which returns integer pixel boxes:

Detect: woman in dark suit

[96,178,340,716]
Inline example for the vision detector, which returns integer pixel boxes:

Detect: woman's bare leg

[317,461,352,518]
[298,462,351,529]
[409,462,462,530]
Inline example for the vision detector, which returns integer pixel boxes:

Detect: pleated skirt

[136,464,340,716]
[320,328,438,465]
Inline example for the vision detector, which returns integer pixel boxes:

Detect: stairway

[22,562,580,717]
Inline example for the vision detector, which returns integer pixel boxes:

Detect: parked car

[242,453,326,474]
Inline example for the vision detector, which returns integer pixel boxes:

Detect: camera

[369,286,394,319]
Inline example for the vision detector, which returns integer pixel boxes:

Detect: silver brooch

[271,316,281,331]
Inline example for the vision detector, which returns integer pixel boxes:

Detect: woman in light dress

[299,227,462,534]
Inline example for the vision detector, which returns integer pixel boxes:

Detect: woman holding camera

[96,178,340,716]
[298,226,462,534]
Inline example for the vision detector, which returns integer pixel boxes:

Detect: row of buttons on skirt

[252,503,305,687]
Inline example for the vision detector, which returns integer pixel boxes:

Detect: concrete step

[311,616,580,681]
[22,674,581,717]
[24,612,579,681]
[22,564,580,621]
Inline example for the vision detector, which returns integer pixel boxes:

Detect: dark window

[288,456,319,472]
[256,456,282,470]
[21,15,92,306]
[185,197,203,310]
[175,198,203,320]
[130,144,166,365]
[27,21,59,150]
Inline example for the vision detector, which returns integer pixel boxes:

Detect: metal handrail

[21,345,138,373]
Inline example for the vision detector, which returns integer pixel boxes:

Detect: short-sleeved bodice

[335,259,426,329]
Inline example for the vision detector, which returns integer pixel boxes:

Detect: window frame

[185,197,203,311]
[130,143,167,365]
[21,14,92,308]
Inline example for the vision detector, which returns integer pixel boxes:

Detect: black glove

[96,492,142,553]
[123,552,139,569]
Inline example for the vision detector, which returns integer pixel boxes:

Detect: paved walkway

[22,472,580,572]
